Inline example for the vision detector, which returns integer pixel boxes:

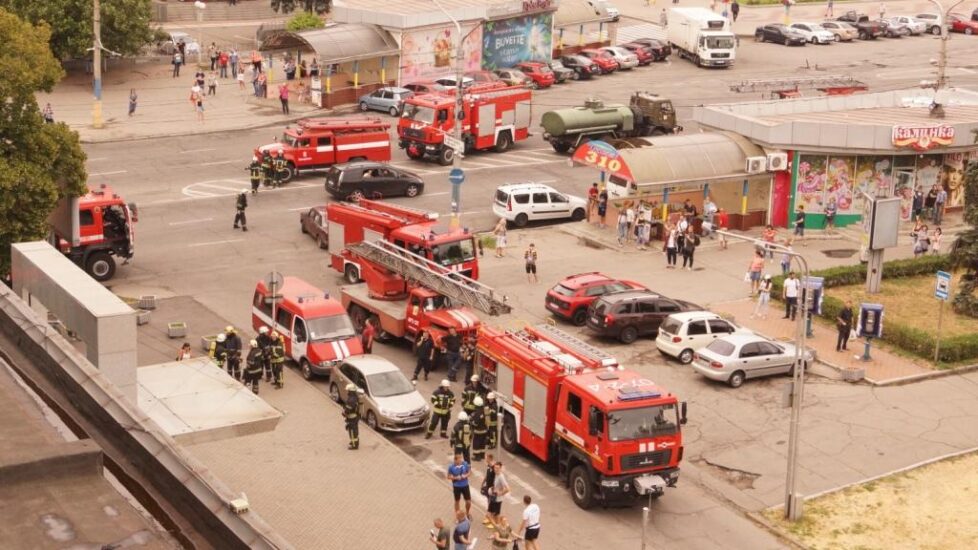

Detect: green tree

[0,0,153,60]
[286,11,325,32]
[950,160,978,317]
[271,0,331,15]
[0,9,88,275]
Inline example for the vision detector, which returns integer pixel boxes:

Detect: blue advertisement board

[481,14,554,71]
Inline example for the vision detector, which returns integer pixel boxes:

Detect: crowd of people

[178,325,285,394]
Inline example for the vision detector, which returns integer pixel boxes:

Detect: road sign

[443,135,465,153]
[265,271,284,291]
[936,271,951,301]
[448,168,465,185]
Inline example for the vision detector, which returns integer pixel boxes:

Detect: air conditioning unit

[767,152,788,172]
[745,156,767,174]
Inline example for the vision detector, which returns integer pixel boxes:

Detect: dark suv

[325,161,424,201]
[585,290,701,344]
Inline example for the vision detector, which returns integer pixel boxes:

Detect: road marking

[960,67,976,74]
[188,239,243,248]
[199,160,241,166]
[168,217,213,226]
[195,183,248,192]
[187,148,217,154]
[86,157,108,162]
[89,170,127,177]
[425,191,450,197]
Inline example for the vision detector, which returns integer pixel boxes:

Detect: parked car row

[756,12,967,47]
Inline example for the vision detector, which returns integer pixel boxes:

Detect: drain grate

[822,249,858,258]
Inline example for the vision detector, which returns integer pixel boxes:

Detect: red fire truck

[327,199,480,282]
[53,184,137,282]
[397,85,533,165]
[253,117,392,183]
[476,323,687,509]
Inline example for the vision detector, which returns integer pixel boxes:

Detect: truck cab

[629,92,682,135]
[54,184,136,282]
[668,7,737,67]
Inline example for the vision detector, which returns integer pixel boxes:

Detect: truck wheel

[858,30,868,40]
[438,147,454,166]
[728,370,746,388]
[282,162,296,183]
[345,264,361,285]
[300,222,308,234]
[571,208,586,221]
[513,213,529,228]
[501,414,519,453]
[551,141,571,154]
[571,308,588,327]
[569,466,594,509]
[678,349,695,365]
[300,359,314,380]
[619,326,638,344]
[86,252,116,282]
[494,132,513,153]
[406,147,424,160]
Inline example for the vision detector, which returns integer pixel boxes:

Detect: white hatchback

[655,312,752,365]
[492,183,587,227]
[599,46,640,69]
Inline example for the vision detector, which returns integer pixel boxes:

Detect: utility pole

[92,0,104,129]
[928,0,964,90]
[432,0,466,228]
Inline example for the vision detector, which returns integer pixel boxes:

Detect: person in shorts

[488,461,510,526]
[524,243,538,283]
[518,495,541,550]
[447,453,471,518]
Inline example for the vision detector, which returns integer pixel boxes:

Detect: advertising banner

[400,25,483,83]
[572,140,635,182]
[481,14,553,71]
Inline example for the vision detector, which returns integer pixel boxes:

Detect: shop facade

[695,88,978,228]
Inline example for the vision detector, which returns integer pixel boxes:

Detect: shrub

[286,12,325,32]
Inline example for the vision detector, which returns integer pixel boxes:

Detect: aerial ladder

[729,75,868,99]
[500,323,619,372]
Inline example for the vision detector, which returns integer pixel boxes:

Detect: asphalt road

[86,32,978,549]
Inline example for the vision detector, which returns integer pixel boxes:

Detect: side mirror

[680,401,688,425]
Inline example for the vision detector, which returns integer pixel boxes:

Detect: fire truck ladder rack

[351,199,436,224]
[529,324,618,369]
[729,75,865,93]
[347,240,512,316]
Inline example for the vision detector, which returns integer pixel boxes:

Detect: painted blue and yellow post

[662,187,670,221]
[353,61,359,89]
[741,180,749,215]
[380,57,387,84]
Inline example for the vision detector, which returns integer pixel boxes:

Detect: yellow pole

[558,28,564,49]
[326,74,331,94]
[741,180,749,215]
[578,25,584,46]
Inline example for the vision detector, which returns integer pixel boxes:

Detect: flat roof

[694,87,978,154]
[333,0,558,30]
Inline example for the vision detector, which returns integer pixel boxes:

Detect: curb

[745,510,811,550]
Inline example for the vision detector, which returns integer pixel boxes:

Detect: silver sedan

[329,355,431,431]
[691,333,815,388]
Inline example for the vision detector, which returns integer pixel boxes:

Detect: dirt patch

[762,451,978,549]
[692,458,760,490]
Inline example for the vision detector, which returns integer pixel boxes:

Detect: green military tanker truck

[540,92,682,154]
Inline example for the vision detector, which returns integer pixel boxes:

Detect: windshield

[424,295,453,311]
[551,284,575,297]
[281,134,299,147]
[401,104,435,124]
[706,36,735,49]
[608,404,679,441]
[368,371,415,398]
[431,238,476,266]
[307,315,356,342]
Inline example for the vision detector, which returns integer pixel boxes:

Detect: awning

[260,23,399,65]
[573,132,766,189]
[555,0,613,27]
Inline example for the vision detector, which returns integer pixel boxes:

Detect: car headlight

[423,404,431,412]
[600,479,620,488]
[379,408,393,417]
[319,360,337,368]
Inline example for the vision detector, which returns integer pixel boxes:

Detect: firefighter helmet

[225,325,234,333]
[487,392,496,400]
[470,375,479,382]
[249,339,258,347]
[216,333,226,343]
[474,396,484,407]
[346,383,357,391]
[458,412,469,421]
[441,379,451,388]
[259,326,269,334]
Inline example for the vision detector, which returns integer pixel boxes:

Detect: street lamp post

[92,0,104,129]
[715,229,811,521]
[431,0,465,228]
[195,1,206,66]
[927,0,965,90]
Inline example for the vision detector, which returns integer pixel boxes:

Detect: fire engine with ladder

[327,199,480,282]
[397,85,533,165]
[340,239,510,349]
[476,323,687,509]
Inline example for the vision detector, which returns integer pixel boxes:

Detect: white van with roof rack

[492,182,587,227]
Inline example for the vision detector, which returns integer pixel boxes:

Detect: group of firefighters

[429,375,499,462]
[247,149,289,194]
[208,325,285,394]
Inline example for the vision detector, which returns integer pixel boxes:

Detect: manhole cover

[823,249,858,258]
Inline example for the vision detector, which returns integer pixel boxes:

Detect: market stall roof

[333,0,558,30]
[555,0,613,27]
[260,23,399,64]
[576,132,764,188]
[695,87,978,154]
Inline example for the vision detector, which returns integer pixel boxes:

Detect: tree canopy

[951,160,978,317]
[0,8,88,274]
[272,0,331,15]
[0,0,154,60]
[286,11,325,32]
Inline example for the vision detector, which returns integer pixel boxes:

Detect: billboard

[399,24,483,83]
[481,14,553,71]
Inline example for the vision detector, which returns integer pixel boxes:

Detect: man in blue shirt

[447,452,472,519]
[452,509,471,550]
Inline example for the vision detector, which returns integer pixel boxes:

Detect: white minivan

[655,311,751,364]
[492,183,587,227]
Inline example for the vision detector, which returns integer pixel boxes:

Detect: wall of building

[397,24,483,83]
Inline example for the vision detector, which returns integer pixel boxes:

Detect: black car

[755,24,808,46]
[626,38,672,61]
[559,55,600,80]
[585,290,701,344]
[325,162,424,201]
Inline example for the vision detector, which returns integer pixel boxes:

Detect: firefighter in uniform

[209,332,227,371]
[450,411,472,463]
[256,326,273,382]
[233,190,248,231]
[243,340,264,394]
[247,160,262,194]
[272,150,287,188]
[461,375,481,415]
[470,396,487,462]
[223,325,243,380]
[269,331,286,388]
[426,379,456,440]
[260,151,273,187]
[485,391,499,450]
[343,384,362,450]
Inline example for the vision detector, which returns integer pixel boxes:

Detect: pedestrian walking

[780,240,793,275]
[524,243,538,283]
[597,188,608,228]
[413,330,435,381]
[826,0,834,17]
[248,160,262,194]
[452,509,472,550]
[269,332,285,389]
[272,149,287,187]
[461,336,476,381]
[257,71,268,98]
[925,185,938,220]
[279,83,290,114]
[748,249,765,296]
[208,43,218,71]
[42,103,54,123]
[233,190,248,231]
[427,379,456,439]
[430,518,450,549]
[934,185,947,225]
[194,92,205,124]
[660,9,668,26]
[731,0,740,21]
[481,453,497,523]
[361,318,376,353]
[128,89,137,116]
[517,495,542,550]
[681,226,699,270]
[793,205,806,245]
[586,182,599,222]
[461,375,481,415]
[172,52,183,77]
[762,225,777,259]
[783,271,800,321]
[177,39,186,59]
[451,412,473,463]
[207,72,218,96]
[175,342,192,361]
[636,219,651,250]
[237,67,246,90]
[195,70,206,90]
[913,225,930,257]
[443,327,463,381]
[836,299,853,352]
[470,396,487,461]
[243,340,263,394]
[878,1,886,19]
[230,48,239,78]
[716,207,729,250]
[488,461,510,527]
[624,203,636,241]
[665,224,679,268]
[616,210,629,246]
[251,50,263,73]
[912,186,924,220]
[932,226,943,255]
[447,452,473,517]
[752,274,773,319]
[223,326,242,380]
[219,49,229,78]
[343,384,362,449]
[493,218,507,257]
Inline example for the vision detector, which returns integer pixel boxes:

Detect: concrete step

[155,0,283,23]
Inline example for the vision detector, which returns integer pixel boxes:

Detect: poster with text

[399,25,483,83]
[826,156,855,214]
[853,156,892,215]
[481,14,553,71]
[796,155,827,213]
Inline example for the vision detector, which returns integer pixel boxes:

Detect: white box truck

[667,7,736,68]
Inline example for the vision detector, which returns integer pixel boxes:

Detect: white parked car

[655,312,752,364]
[492,183,587,227]
[789,22,837,44]
[889,16,927,35]
[915,13,944,35]
[599,46,640,70]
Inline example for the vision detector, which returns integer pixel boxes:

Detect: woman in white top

[752,274,773,319]
[665,225,678,268]
[493,218,507,258]
[931,227,943,255]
